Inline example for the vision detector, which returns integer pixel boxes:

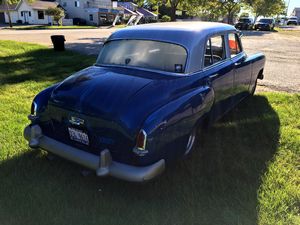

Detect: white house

[54,0,156,26]
[291,7,300,20]
[0,0,59,25]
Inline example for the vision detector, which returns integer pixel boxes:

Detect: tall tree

[168,0,182,21]
[249,0,286,22]
[0,0,36,28]
[219,0,242,24]
[0,0,16,27]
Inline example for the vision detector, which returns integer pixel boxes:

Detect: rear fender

[247,52,266,79]
[141,86,214,162]
[32,84,59,116]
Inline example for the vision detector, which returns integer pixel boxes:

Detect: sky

[286,0,300,15]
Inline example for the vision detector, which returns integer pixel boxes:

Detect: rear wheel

[250,78,258,95]
[184,128,196,156]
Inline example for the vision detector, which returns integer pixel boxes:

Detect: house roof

[0,0,58,12]
[123,7,137,15]
[29,1,58,10]
[0,3,18,11]
[137,8,157,18]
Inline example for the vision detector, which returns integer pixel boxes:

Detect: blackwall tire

[251,79,258,96]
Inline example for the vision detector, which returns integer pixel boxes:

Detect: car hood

[50,66,182,133]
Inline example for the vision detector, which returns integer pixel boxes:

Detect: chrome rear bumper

[24,125,165,182]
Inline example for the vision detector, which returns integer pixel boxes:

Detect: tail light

[136,129,147,150]
[31,101,37,116]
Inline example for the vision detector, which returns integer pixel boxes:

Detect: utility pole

[286,0,291,16]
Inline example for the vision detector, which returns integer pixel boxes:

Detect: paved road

[0,28,299,92]
[0,28,114,55]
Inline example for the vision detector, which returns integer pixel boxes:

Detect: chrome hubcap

[185,131,196,155]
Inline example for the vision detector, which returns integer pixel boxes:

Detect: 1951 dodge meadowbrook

[24,22,265,182]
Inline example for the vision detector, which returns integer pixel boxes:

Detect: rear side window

[204,35,226,67]
[228,33,242,57]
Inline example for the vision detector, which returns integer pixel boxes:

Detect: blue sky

[286,0,300,15]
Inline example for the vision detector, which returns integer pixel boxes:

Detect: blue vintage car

[24,22,265,182]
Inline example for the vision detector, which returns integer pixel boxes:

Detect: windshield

[239,19,251,23]
[96,40,187,73]
[259,19,273,23]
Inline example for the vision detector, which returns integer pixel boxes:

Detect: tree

[219,0,242,24]
[45,7,65,26]
[0,0,18,28]
[169,0,183,21]
[249,0,286,22]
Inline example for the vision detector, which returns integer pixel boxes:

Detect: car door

[228,33,252,100]
[203,34,234,121]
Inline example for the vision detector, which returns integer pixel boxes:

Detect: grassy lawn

[5,25,98,30]
[0,40,299,225]
[275,27,300,37]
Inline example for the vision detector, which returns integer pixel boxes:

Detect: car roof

[107,22,237,74]
[108,22,236,48]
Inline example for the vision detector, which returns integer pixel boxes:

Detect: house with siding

[291,7,300,21]
[0,0,59,25]
[55,0,156,26]
[56,0,122,25]
[0,0,157,26]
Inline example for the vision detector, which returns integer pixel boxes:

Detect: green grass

[5,25,98,30]
[0,40,299,225]
[275,27,300,37]
[113,24,128,29]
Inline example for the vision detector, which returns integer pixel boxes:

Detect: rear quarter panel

[247,53,266,89]
[141,85,214,164]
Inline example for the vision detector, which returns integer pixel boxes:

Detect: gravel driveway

[0,28,299,92]
[242,30,300,93]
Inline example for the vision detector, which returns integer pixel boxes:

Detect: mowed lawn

[0,40,299,225]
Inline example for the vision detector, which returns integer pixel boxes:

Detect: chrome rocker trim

[24,125,165,182]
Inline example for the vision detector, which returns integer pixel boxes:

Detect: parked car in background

[255,18,275,31]
[235,18,254,30]
[24,22,266,182]
[287,16,298,25]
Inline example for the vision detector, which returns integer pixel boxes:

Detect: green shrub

[161,15,171,22]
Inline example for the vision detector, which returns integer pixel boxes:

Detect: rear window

[96,40,187,73]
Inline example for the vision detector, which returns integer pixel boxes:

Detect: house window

[89,14,93,21]
[38,11,44,20]
[75,1,80,7]
[28,11,31,17]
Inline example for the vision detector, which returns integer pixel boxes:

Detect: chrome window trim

[96,39,189,75]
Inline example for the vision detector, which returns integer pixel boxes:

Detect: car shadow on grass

[0,95,279,225]
[0,48,96,86]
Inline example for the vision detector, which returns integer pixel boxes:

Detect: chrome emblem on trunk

[69,116,84,126]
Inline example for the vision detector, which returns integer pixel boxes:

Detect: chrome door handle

[235,62,242,66]
[209,74,219,79]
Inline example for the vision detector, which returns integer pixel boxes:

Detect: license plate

[68,127,89,145]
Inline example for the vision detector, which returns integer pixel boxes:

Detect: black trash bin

[50,35,65,51]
